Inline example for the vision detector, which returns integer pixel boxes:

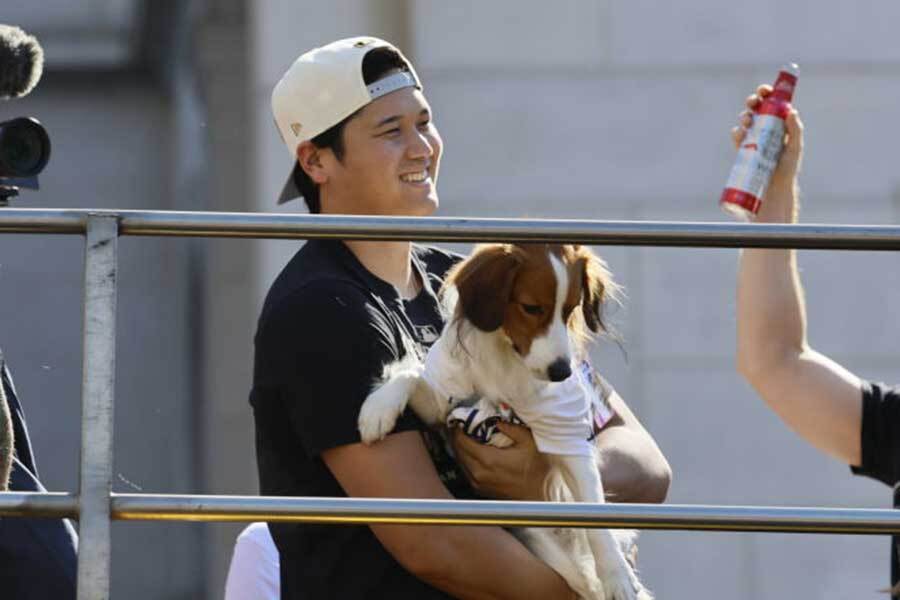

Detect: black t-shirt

[250,239,471,600]
[850,380,900,594]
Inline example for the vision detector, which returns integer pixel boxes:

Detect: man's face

[325,86,442,217]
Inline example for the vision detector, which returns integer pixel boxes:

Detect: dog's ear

[446,244,524,331]
[575,246,618,333]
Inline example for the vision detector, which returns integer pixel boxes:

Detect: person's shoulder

[852,379,900,485]
[255,277,398,368]
[262,277,377,335]
[261,241,373,323]
[264,241,348,302]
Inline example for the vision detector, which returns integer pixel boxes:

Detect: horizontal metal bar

[109,493,900,535]
[0,208,85,234]
[0,208,899,249]
[4,491,900,535]
[0,492,79,518]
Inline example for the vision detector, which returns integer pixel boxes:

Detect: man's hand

[451,402,672,504]
[450,422,551,501]
[731,84,805,223]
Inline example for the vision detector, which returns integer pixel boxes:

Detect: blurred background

[2,0,900,598]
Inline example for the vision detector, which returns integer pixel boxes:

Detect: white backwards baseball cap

[272,36,421,205]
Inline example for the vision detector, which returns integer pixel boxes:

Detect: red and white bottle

[720,63,799,221]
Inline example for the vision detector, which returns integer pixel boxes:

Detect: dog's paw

[358,401,399,444]
[358,389,404,444]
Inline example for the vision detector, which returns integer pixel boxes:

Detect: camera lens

[0,117,51,178]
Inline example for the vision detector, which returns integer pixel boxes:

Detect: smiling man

[250,37,669,600]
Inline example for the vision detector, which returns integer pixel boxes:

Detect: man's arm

[734,86,862,466]
[263,285,573,599]
[323,431,575,600]
[594,392,671,503]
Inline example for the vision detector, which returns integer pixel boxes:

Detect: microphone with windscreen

[0,24,44,100]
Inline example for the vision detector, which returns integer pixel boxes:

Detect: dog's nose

[547,358,572,382]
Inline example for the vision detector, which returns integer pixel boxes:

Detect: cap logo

[290,122,302,136]
[354,40,373,48]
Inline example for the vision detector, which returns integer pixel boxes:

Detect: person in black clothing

[0,350,78,599]
[252,36,671,599]
[733,86,900,595]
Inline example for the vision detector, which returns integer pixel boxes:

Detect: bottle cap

[781,63,799,77]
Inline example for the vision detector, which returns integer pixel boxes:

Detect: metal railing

[2,207,900,599]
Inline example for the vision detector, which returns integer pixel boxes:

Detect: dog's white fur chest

[423,329,597,456]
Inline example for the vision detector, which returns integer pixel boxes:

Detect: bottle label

[724,114,785,199]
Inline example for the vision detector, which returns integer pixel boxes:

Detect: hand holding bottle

[730,85,805,223]
[722,64,803,221]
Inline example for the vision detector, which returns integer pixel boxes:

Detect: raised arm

[323,431,575,600]
[734,86,862,466]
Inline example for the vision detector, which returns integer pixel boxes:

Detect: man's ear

[297,141,328,185]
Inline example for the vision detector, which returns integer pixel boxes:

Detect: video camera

[0,24,50,205]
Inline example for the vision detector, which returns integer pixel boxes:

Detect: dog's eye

[521,303,544,316]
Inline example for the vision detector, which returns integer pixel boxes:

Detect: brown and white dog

[358,243,651,600]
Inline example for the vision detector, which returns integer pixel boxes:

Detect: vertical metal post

[77,216,118,600]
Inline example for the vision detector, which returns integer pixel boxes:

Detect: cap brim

[277,162,302,205]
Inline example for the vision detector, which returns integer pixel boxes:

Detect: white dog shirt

[423,343,616,457]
